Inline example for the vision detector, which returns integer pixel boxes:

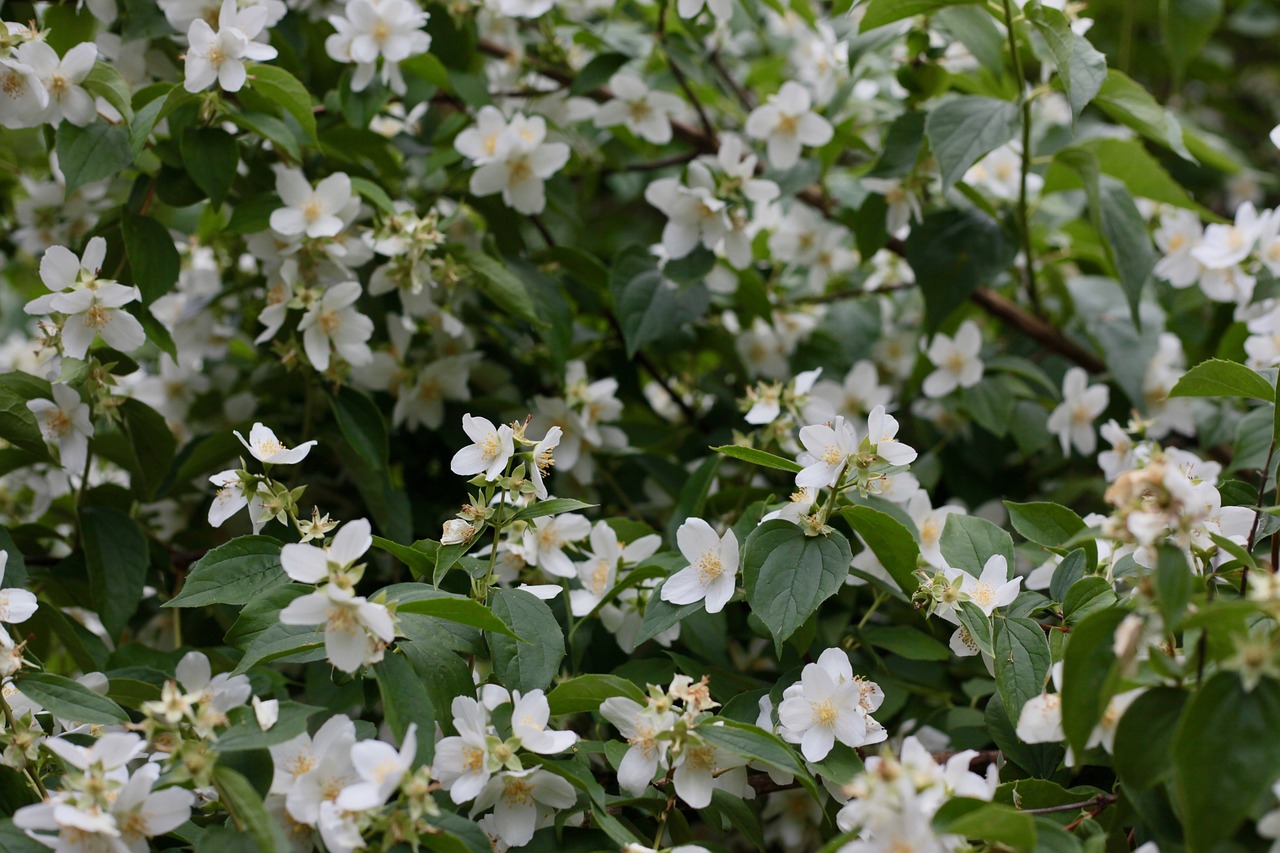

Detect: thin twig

[1001,0,1042,315]
[656,2,717,145]
[1242,435,1276,595]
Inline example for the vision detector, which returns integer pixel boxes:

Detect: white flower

[645,167,729,261]
[745,82,833,170]
[450,413,515,480]
[281,518,372,583]
[922,320,984,398]
[670,735,748,808]
[594,74,683,145]
[110,762,196,849]
[26,237,109,316]
[434,697,496,803]
[26,383,93,473]
[253,696,279,730]
[1016,662,1064,743]
[865,405,917,466]
[522,513,591,579]
[269,714,355,795]
[234,422,318,465]
[510,689,577,754]
[207,469,267,531]
[0,553,36,628]
[570,521,661,617]
[16,41,97,127]
[530,425,561,500]
[1153,209,1204,287]
[279,583,396,673]
[660,518,739,614]
[336,723,418,810]
[183,0,278,93]
[287,722,360,827]
[777,650,872,762]
[466,113,570,215]
[270,169,354,239]
[50,281,146,360]
[298,282,375,371]
[43,730,147,773]
[795,415,858,489]
[325,0,431,95]
[176,650,252,714]
[1086,687,1144,753]
[1192,202,1267,269]
[472,768,577,847]
[943,555,1021,618]
[0,55,50,129]
[1047,367,1110,456]
[600,697,677,795]
[455,106,510,164]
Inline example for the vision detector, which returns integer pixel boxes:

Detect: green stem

[1001,0,1041,316]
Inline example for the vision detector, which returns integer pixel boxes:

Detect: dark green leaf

[995,617,1052,724]
[859,0,980,31]
[711,444,803,474]
[546,674,646,714]
[81,506,148,640]
[1172,673,1280,852]
[840,505,921,594]
[906,208,1015,331]
[166,536,286,608]
[15,672,129,725]
[246,64,318,143]
[610,245,710,358]
[925,96,1020,191]
[742,521,852,653]
[180,127,239,205]
[939,514,1015,576]
[56,121,133,196]
[486,589,565,693]
[121,212,181,304]
[375,651,436,765]
[933,797,1037,850]
[1061,607,1126,755]
[1169,358,1276,400]
[212,766,287,853]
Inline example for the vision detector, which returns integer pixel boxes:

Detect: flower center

[463,746,486,772]
[811,699,837,728]
[696,548,723,583]
[777,113,798,135]
[43,409,72,439]
[318,308,342,334]
[503,777,535,806]
[969,581,995,608]
[303,200,325,223]
[83,303,111,330]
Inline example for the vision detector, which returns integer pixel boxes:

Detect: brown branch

[1062,793,1119,831]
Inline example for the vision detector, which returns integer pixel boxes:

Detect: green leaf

[1113,686,1186,791]
[94,397,177,500]
[375,651,436,765]
[1060,607,1126,756]
[1025,2,1106,123]
[0,819,46,853]
[1153,544,1192,630]
[859,0,980,31]
[840,505,921,594]
[82,63,134,122]
[14,672,129,725]
[939,514,1015,576]
[180,127,239,206]
[233,622,324,674]
[166,536,286,608]
[995,617,1052,724]
[56,121,133,196]
[925,96,1020,192]
[486,589,565,693]
[462,250,544,327]
[1169,358,1276,400]
[350,176,397,216]
[1005,500,1098,570]
[1061,576,1118,624]
[399,641,476,737]
[508,498,597,523]
[906,208,1015,331]
[860,625,950,660]
[711,444,803,474]
[933,798,1037,850]
[0,375,53,462]
[121,212,181,304]
[212,766,287,853]
[546,675,647,714]
[246,64,317,143]
[742,520,853,653]
[80,506,148,640]
[213,702,321,752]
[1093,69,1194,162]
[328,386,388,471]
[390,588,519,638]
[610,245,710,359]
[1172,673,1280,852]
[696,720,822,802]
[372,536,435,578]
